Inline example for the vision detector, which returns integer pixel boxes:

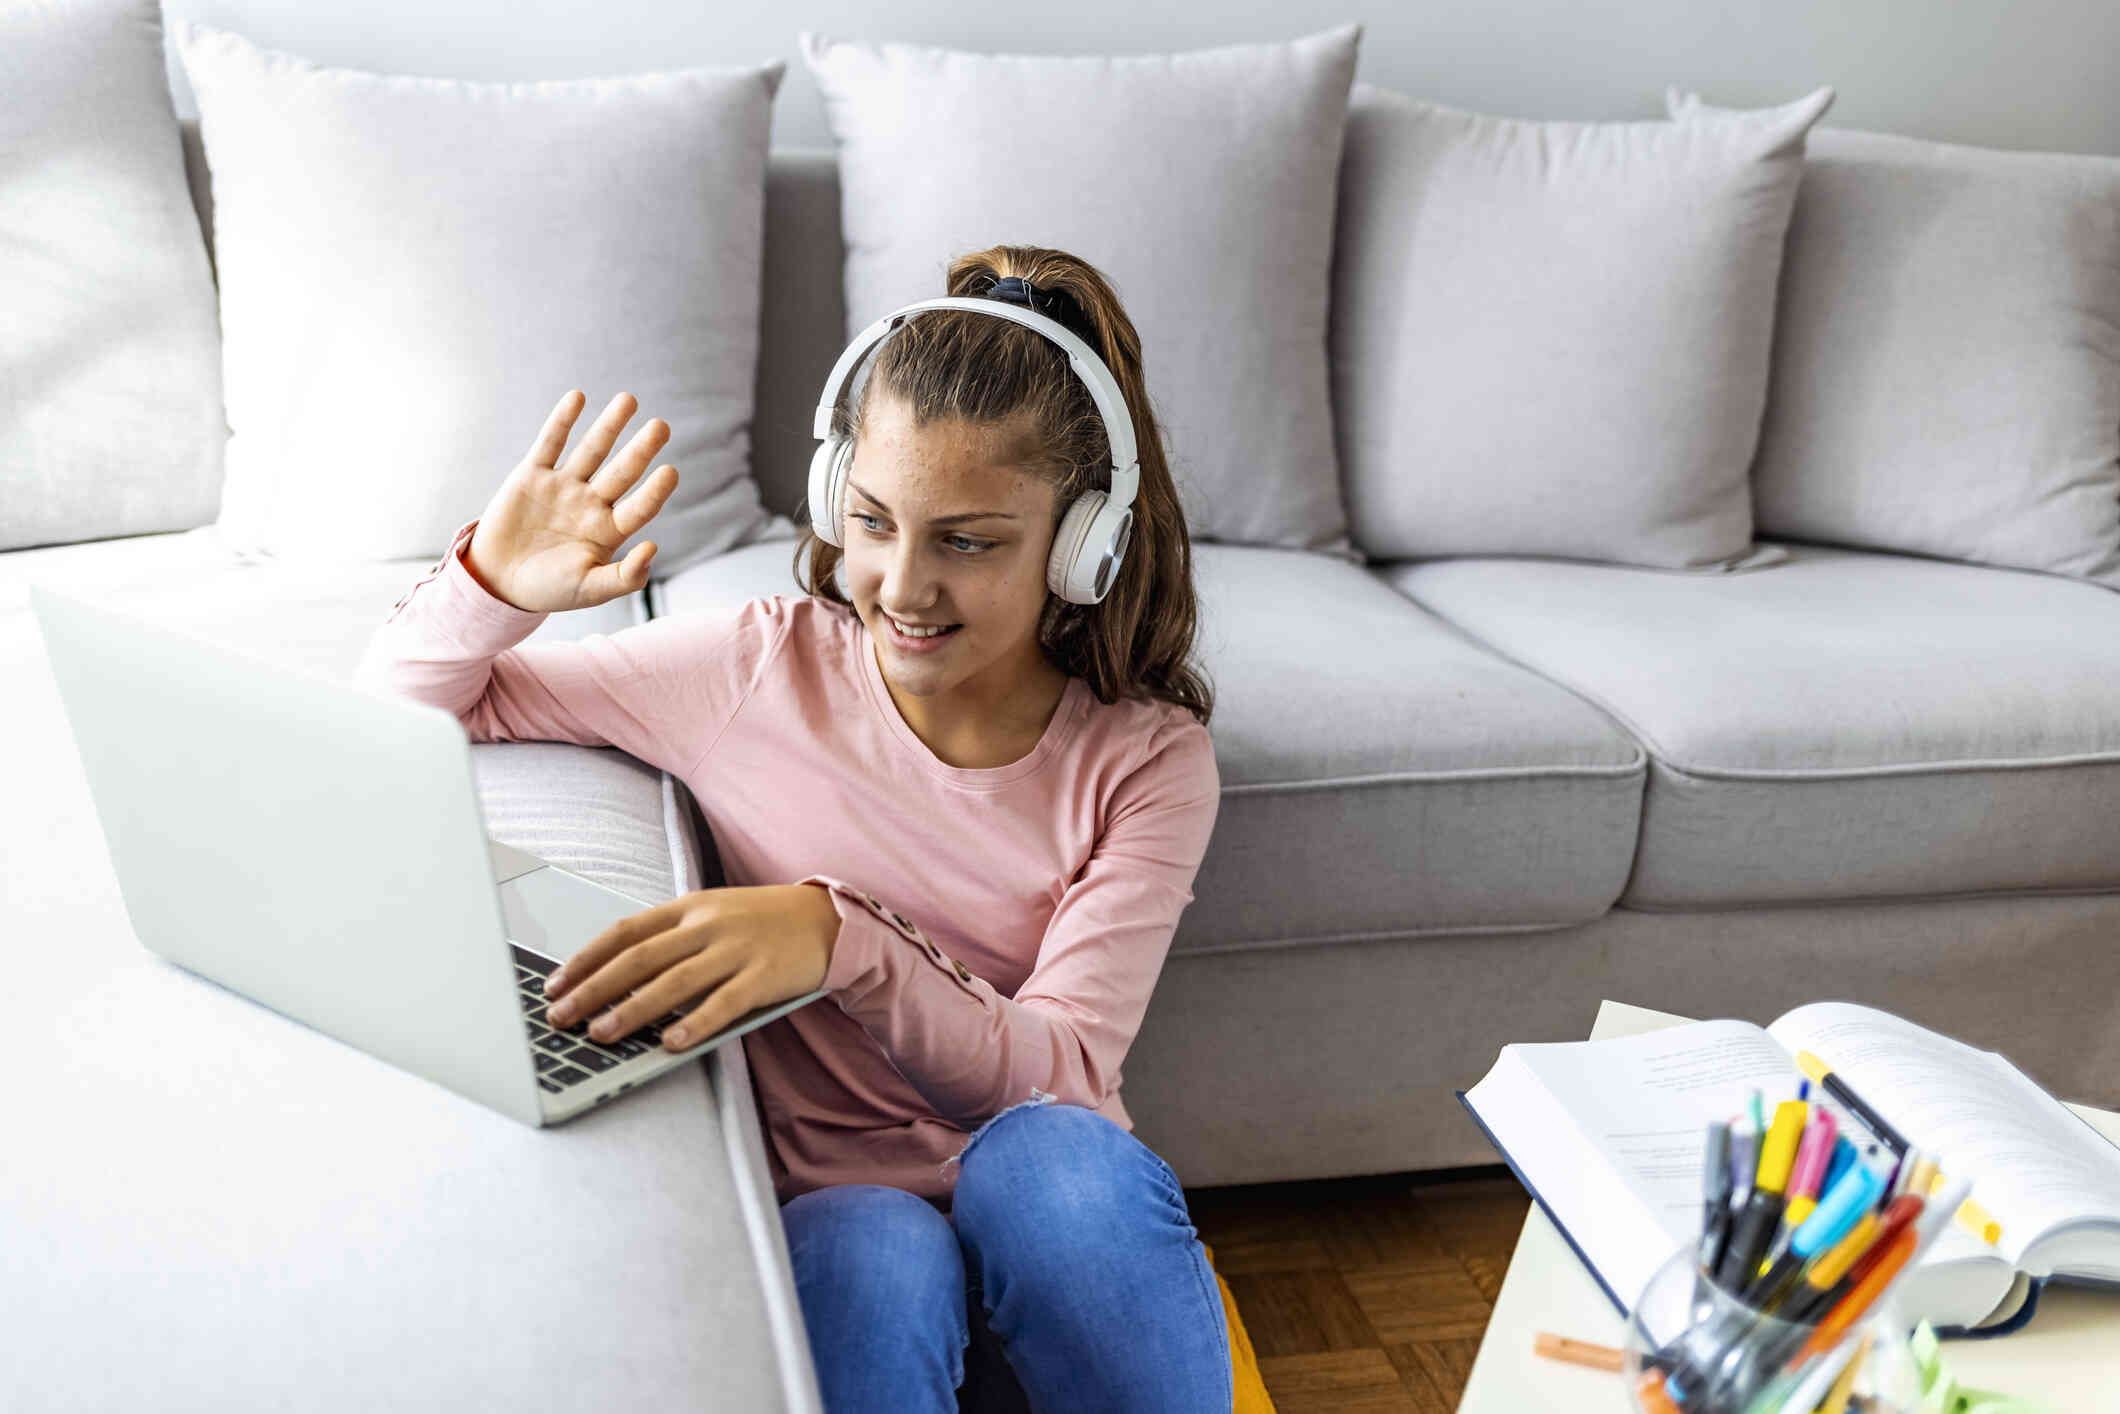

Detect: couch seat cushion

[1383,548,2120,906]
[657,542,1648,939]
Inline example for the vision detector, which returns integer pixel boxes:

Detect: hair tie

[986,275,1100,350]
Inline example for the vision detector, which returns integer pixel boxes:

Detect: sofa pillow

[1332,83,1833,571]
[1,0,225,552]
[173,21,797,573]
[1670,89,2120,588]
[798,25,1363,562]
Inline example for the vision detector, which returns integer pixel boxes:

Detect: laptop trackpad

[498,867,652,967]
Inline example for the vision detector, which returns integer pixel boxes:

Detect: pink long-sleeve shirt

[352,517,1221,1210]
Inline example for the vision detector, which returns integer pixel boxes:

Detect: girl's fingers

[583,542,654,606]
[525,388,585,469]
[587,417,671,504]
[561,391,639,482]
[610,466,678,540]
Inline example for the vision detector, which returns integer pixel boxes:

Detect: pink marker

[1787,1108,1839,1202]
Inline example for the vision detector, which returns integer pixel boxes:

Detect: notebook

[1459,1001,2120,1336]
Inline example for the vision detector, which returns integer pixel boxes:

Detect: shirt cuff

[386,516,549,638]
[800,874,978,996]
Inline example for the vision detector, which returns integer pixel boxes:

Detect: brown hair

[791,244,1213,727]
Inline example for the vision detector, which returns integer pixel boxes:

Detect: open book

[1460,1001,2120,1334]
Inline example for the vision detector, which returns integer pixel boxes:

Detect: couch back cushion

[1331,82,1833,572]
[797,25,1364,561]
[1671,90,2120,588]
[1,0,225,553]
[174,20,797,574]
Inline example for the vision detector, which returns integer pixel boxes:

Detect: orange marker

[1798,1225,1917,1361]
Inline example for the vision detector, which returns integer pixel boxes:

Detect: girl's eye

[851,513,992,555]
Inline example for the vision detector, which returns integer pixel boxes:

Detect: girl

[356,245,1232,1412]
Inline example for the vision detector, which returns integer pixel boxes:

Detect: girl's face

[842,392,1061,711]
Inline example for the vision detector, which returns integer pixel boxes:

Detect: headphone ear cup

[1048,490,1132,604]
[808,437,854,547]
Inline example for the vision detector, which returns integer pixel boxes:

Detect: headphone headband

[811,296,1140,510]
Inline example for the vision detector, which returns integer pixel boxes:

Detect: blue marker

[1788,1156,1884,1258]
[1819,1134,1858,1195]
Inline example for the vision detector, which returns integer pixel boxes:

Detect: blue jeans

[779,1096,1233,1414]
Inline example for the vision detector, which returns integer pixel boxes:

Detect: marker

[1757,1210,1876,1315]
[1779,1108,1839,1230]
[1716,1100,1805,1292]
[1796,1049,1910,1155]
[1797,1225,1918,1361]
[1785,1194,1927,1319]
[1749,1088,1767,1141]
[1818,1134,1859,1198]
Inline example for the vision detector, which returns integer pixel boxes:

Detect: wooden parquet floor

[1183,1165,1532,1413]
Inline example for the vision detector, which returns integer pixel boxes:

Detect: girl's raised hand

[463,389,680,614]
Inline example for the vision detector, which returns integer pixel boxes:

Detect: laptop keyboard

[511,943,690,1093]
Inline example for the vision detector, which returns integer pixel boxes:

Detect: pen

[1700,1119,1733,1273]
[1749,1087,1767,1141]
[1728,1122,1759,1214]
[1534,1331,1625,1372]
[1796,1049,1910,1155]
[1716,1100,1805,1292]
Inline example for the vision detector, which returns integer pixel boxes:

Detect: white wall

[161,0,2120,157]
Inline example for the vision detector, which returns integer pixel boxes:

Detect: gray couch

[11,107,2120,1414]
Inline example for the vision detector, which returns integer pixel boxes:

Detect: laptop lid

[31,582,548,1128]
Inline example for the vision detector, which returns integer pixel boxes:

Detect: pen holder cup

[1622,1247,1921,1414]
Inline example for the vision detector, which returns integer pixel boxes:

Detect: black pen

[1715,1100,1804,1294]
[1796,1049,1909,1156]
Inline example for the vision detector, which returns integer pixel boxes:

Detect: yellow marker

[1927,1169,2003,1245]
[1757,1101,1808,1190]
[1813,1212,1879,1287]
[1783,1194,1819,1229]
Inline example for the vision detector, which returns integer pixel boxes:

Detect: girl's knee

[952,1101,1157,1237]
[782,1182,963,1288]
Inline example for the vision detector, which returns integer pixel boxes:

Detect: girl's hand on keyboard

[540,884,843,1051]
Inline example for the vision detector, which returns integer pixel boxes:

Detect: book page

[1464,1013,2021,1330]
[1766,1002,2120,1273]
[1467,1018,1795,1307]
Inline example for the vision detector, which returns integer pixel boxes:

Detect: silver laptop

[30,581,827,1127]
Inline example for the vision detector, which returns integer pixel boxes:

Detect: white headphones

[808,294,1141,605]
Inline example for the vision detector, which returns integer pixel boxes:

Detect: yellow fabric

[1200,1240,1277,1414]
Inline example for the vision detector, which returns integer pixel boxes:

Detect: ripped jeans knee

[938,1087,1060,1178]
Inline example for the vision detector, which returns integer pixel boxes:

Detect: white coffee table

[1455,1000,2120,1413]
